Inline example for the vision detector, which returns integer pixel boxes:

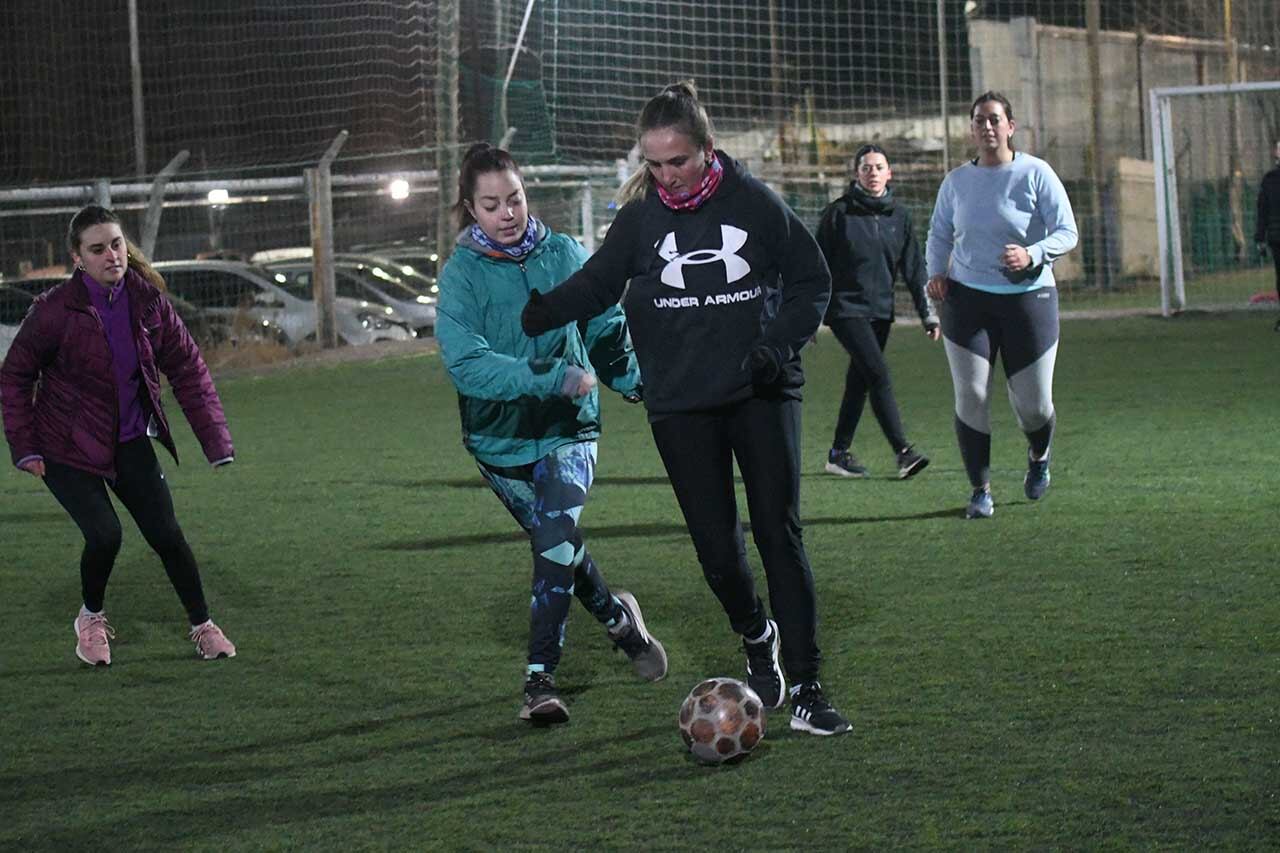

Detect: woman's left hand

[1001,244,1032,271]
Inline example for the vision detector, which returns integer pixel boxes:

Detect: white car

[153,260,414,347]
[261,256,437,337]
[250,249,438,336]
[0,286,35,363]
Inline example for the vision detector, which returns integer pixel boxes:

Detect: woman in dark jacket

[816,144,938,480]
[1,205,237,666]
[1255,137,1280,331]
[523,81,850,737]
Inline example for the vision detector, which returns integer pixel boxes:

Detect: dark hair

[618,80,715,204]
[67,204,165,290]
[853,143,889,171]
[970,90,1015,122]
[452,142,523,228]
[970,90,1016,153]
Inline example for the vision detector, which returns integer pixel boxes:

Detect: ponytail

[618,80,716,206]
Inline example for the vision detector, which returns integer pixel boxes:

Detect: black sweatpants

[649,396,820,684]
[827,315,908,454]
[43,437,210,625]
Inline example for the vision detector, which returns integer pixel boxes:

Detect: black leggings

[1271,241,1280,301]
[827,316,907,453]
[43,437,209,625]
[650,396,820,683]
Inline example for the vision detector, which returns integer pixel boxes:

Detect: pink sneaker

[73,612,115,666]
[190,621,237,660]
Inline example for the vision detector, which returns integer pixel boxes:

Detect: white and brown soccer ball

[678,677,766,763]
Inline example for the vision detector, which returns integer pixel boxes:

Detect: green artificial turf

[2,311,1277,850]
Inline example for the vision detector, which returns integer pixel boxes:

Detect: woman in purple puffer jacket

[1,205,238,666]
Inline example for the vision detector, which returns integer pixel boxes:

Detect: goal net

[1151,81,1280,315]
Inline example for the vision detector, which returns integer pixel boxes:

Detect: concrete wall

[967,18,1275,183]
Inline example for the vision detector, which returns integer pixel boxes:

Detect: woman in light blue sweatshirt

[925,91,1078,520]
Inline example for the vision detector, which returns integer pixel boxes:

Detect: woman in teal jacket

[435,143,666,726]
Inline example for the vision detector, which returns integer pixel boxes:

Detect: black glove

[521,289,558,336]
[746,344,782,385]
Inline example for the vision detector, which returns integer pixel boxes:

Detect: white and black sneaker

[896,445,930,480]
[742,619,785,709]
[519,671,569,726]
[607,590,668,682]
[789,681,852,736]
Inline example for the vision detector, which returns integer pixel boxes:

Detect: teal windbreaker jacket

[435,226,641,467]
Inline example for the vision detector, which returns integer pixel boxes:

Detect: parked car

[250,247,439,295]
[153,260,414,347]
[350,239,439,280]
[7,276,63,296]
[1,285,35,363]
[7,271,276,350]
[257,254,437,336]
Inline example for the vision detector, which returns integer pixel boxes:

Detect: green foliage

[2,313,1278,849]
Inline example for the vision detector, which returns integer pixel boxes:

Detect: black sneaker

[896,445,930,479]
[607,590,668,682]
[789,681,852,736]
[742,619,785,709]
[519,672,569,725]
[825,448,868,478]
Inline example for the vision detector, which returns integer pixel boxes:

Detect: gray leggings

[940,281,1059,488]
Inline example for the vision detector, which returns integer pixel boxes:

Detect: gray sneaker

[1024,456,1051,500]
[607,591,668,682]
[519,671,569,725]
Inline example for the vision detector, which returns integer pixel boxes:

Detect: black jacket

[1256,164,1280,245]
[816,183,934,325]
[524,151,831,417]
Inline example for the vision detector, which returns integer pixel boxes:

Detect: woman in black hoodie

[522,81,850,737]
[816,144,938,480]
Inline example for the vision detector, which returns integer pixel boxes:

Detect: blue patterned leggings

[479,441,621,675]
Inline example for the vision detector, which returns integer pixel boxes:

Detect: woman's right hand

[560,366,598,399]
[926,275,949,301]
[18,459,45,478]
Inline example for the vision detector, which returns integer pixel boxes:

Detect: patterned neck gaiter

[470,216,541,259]
[656,153,724,211]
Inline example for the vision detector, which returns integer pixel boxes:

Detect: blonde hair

[616,80,714,207]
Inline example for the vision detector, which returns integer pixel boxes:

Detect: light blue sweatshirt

[926,152,1078,294]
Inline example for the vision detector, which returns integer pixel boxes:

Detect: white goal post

[1150,80,1280,317]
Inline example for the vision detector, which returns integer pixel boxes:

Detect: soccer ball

[678,677,766,764]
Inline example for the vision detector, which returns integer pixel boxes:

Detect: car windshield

[267,268,316,301]
[345,264,426,301]
[0,287,34,323]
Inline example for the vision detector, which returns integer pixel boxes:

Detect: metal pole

[140,150,189,258]
[309,131,348,350]
[1224,0,1246,261]
[436,0,461,269]
[1086,0,1110,289]
[1151,90,1171,316]
[580,182,594,252]
[937,0,950,171]
[128,0,146,177]
[500,0,539,145]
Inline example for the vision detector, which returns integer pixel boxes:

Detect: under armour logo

[656,225,751,289]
